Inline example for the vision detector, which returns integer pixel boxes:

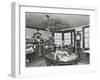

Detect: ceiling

[26,12,90,30]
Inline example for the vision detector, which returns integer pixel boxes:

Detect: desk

[45,52,78,66]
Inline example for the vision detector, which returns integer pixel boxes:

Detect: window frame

[53,31,63,46]
[83,26,90,50]
[53,29,75,49]
[63,29,75,48]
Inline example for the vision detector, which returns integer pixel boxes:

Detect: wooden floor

[26,57,47,67]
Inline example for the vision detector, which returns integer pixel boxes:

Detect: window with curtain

[83,26,89,49]
[54,33,62,46]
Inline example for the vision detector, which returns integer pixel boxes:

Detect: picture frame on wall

[11,2,96,78]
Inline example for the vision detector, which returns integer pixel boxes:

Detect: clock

[76,32,81,41]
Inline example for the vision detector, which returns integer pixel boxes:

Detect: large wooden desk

[45,52,78,66]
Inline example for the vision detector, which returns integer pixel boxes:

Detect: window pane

[64,33,71,39]
[85,38,89,43]
[85,28,89,32]
[85,42,89,48]
[72,32,74,46]
[54,33,62,46]
[64,32,71,45]
[84,32,89,37]
[84,27,89,49]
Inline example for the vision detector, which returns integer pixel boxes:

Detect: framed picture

[11,2,96,78]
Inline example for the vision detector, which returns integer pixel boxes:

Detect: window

[83,26,89,49]
[64,32,71,45]
[54,29,75,48]
[63,29,75,47]
[72,31,75,46]
[54,33,62,46]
